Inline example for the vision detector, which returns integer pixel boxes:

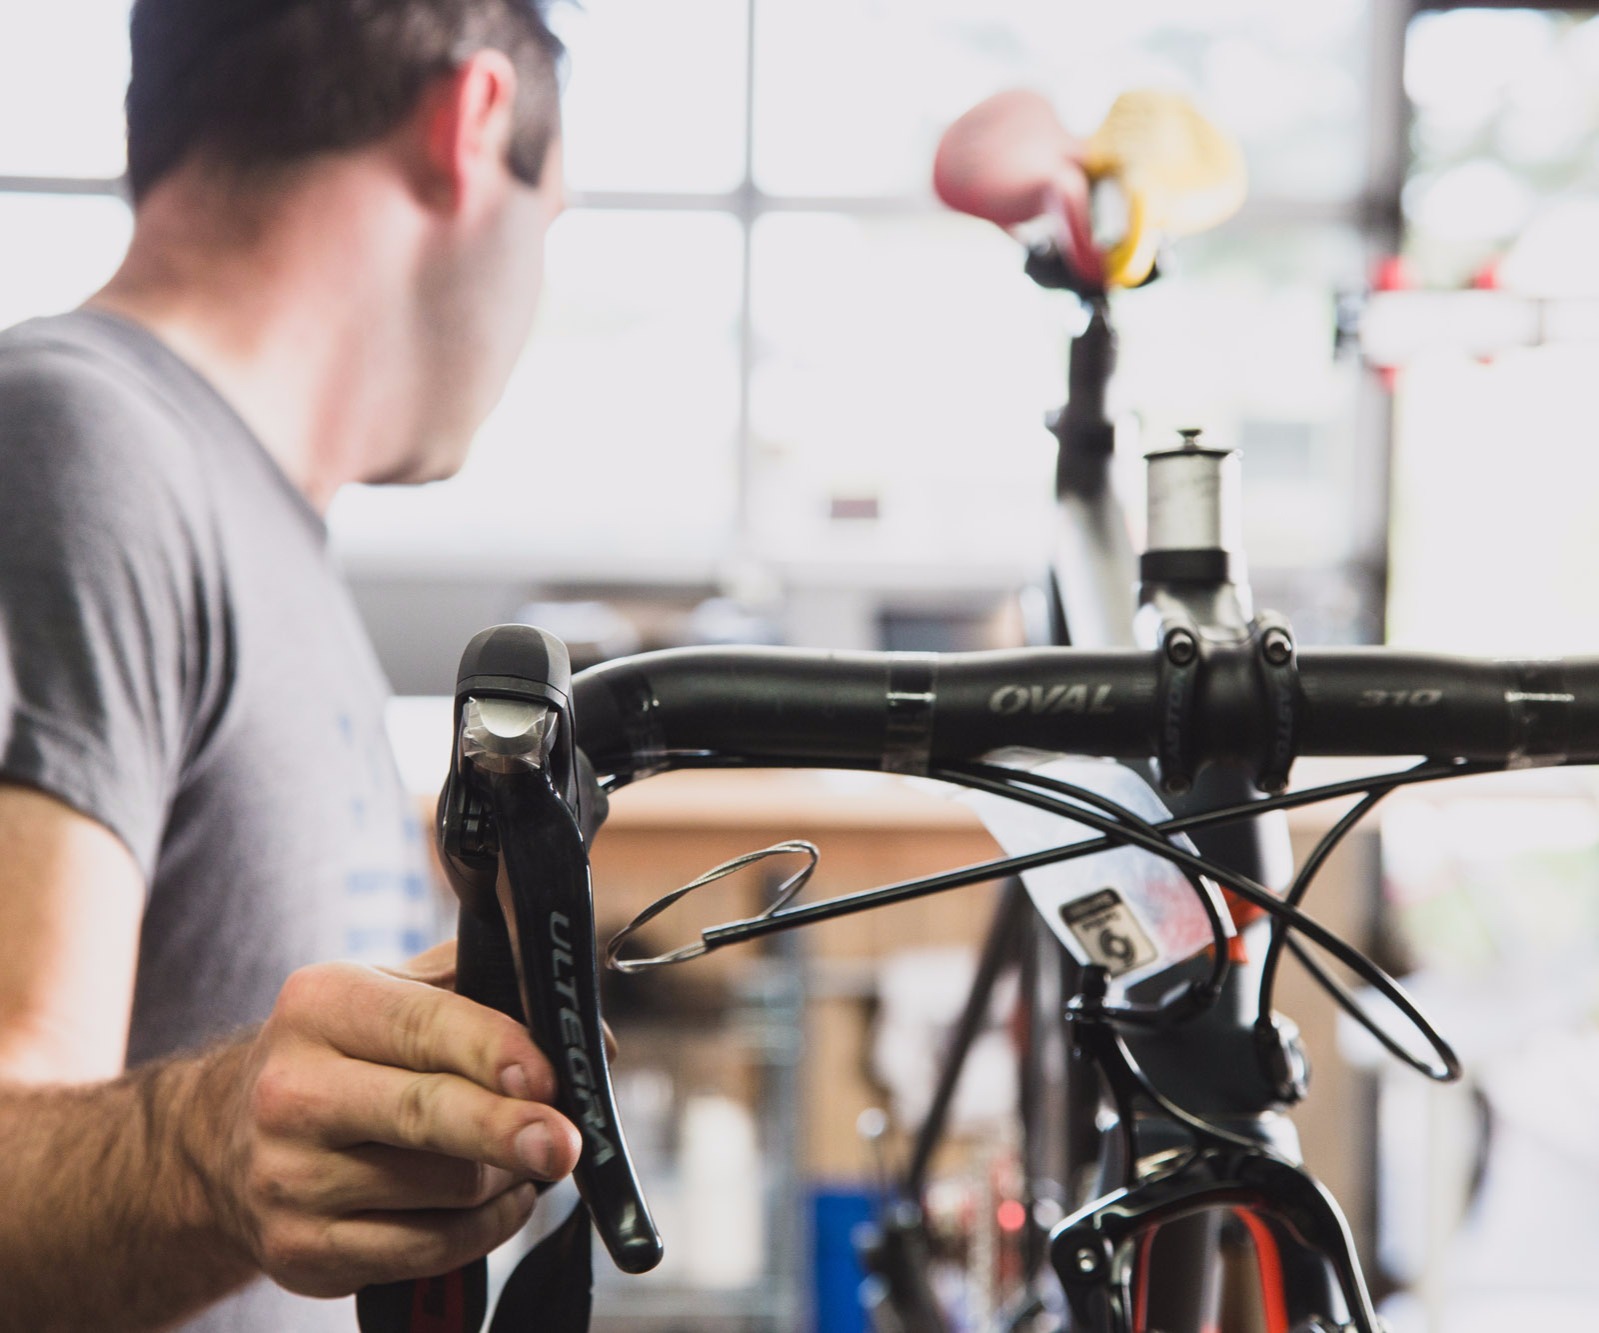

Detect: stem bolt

[1262,628,1294,666]
[1166,630,1198,666]
[1075,1246,1099,1275]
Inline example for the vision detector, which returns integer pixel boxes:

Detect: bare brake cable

[604,753,1495,943]
[1251,780,1459,1079]
[949,759,1462,1082]
[604,840,819,972]
[601,771,1232,1025]
[602,754,1493,1079]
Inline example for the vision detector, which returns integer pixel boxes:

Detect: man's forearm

[0,959,585,1329]
[0,1041,258,1332]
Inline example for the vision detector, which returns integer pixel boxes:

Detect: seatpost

[1052,300,1118,499]
[1042,300,1140,650]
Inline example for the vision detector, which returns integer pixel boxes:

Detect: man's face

[406,134,566,483]
[475,135,565,431]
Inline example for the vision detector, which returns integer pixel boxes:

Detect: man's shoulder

[0,310,225,494]
[0,312,228,551]
[1,309,191,421]
[1,310,319,538]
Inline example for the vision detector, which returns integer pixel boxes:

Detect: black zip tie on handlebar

[605,840,819,972]
[884,652,940,777]
[1507,660,1573,767]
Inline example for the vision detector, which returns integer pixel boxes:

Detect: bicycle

[384,547,1596,1333]
[359,430,1599,1333]
[352,94,1599,1333]
[844,87,1304,1333]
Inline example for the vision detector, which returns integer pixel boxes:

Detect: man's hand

[203,957,583,1298]
[932,88,1105,285]
[0,782,588,1330]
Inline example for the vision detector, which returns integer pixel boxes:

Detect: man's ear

[411,49,520,213]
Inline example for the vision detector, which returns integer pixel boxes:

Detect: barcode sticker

[964,753,1231,988]
[1060,888,1159,977]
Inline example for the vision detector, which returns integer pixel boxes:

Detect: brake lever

[479,761,662,1273]
[451,624,661,1265]
[359,626,659,1333]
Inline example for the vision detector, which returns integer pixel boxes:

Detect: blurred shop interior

[7,2,1599,1330]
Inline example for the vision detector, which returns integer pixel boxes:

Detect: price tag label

[967,754,1230,988]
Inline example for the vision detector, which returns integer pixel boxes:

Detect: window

[335,0,1383,614]
[0,194,131,331]
[0,6,132,333]
[0,3,130,179]
[1388,7,1599,653]
[0,1,1388,641]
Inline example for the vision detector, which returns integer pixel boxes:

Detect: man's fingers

[345,1185,542,1288]
[276,963,556,1103]
[231,959,597,1299]
[266,1055,581,1181]
[271,1182,541,1297]
[267,1142,520,1215]
[1049,171,1104,285]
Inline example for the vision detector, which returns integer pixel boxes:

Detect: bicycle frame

[858,276,1350,1333]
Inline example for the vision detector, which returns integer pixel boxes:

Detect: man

[0,2,580,1328]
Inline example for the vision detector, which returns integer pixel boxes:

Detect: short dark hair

[126,0,564,203]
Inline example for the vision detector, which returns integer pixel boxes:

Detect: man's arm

[0,785,582,1331]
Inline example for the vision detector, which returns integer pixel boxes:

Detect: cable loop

[604,839,820,973]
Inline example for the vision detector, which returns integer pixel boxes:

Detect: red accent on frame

[1236,1209,1292,1333]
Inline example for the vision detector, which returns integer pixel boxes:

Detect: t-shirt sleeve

[0,343,211,880]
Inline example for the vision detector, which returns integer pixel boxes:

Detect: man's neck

[91,161,425,513]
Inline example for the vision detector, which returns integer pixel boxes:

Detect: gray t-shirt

[0,309,437,1331]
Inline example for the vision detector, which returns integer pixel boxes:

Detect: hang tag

[966,754,1231,988]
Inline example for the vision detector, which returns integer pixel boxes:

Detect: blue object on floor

[809,1186,874,1333]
